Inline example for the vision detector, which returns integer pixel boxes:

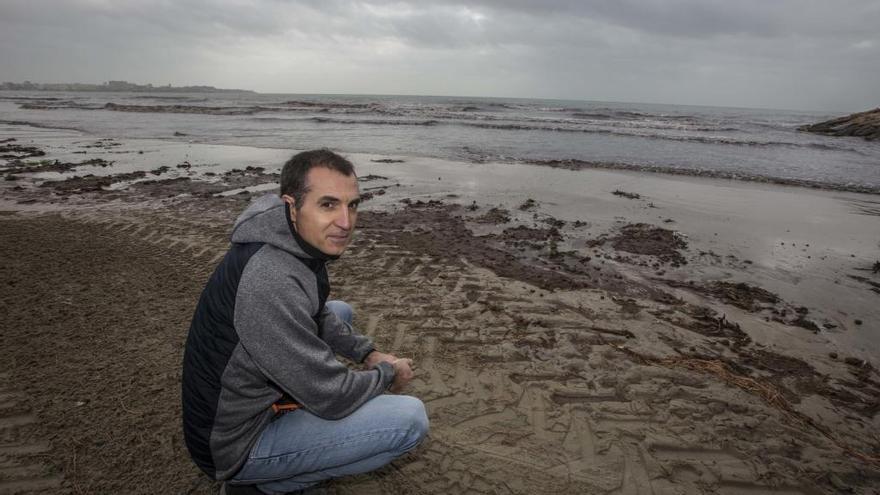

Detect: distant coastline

[0,80,253,93]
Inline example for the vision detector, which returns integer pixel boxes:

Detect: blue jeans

[230,301,429,494]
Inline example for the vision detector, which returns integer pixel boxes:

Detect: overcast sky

[1,0,878,111]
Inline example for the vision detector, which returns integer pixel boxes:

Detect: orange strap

[271,402,301,414]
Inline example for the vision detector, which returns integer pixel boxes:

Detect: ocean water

[1,91,878,193]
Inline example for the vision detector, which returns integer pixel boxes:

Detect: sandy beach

[1,131,879,494]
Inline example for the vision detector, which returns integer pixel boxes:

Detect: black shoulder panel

[181,242,264,478]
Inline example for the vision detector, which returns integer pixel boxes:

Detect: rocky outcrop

[799,108,880,141]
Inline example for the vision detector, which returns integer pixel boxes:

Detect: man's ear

[281,194,297,222]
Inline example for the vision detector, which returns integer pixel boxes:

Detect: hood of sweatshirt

[229,193,332,261]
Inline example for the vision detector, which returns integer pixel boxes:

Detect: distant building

[0,80,252,93]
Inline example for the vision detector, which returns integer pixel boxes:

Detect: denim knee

[325,300,353,324]
[395,396,429,452]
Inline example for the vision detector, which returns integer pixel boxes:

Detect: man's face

[283,167,360,257]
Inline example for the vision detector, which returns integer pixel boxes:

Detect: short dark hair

[280,149,356,208]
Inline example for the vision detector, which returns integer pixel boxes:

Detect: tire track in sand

[0,374,63,495]
[328,226,835,494]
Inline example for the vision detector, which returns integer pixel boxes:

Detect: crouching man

[182,149,428,494]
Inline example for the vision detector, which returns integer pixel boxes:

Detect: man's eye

[349,202,359,210]
[321,202,334,209]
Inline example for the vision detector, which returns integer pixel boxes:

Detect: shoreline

[2,120,880,196]
[2,100,879,196]
[522,157,880,195]
[2,130,880,493]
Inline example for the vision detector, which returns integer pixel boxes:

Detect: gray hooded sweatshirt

[181,194,395,480]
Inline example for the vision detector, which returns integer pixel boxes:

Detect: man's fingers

[389,357,416,394]
[390,373,412,393]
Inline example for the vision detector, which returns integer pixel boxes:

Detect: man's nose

[335,208,352,230]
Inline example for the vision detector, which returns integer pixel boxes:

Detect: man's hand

[389,358,414,394]
[364,350,397,369]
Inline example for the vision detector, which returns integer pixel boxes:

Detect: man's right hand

[389,358,414,393]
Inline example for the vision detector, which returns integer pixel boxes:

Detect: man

[182,149,428,494]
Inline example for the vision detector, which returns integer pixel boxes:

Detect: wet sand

[1,132,879,494]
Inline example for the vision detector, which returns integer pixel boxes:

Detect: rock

[843,357,865,367]
[827,473,853,492]
[799,108,880,141]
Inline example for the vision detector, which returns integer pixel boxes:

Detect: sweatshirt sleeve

[318,306,375,363]
[233,254,395,420]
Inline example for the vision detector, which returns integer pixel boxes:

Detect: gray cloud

[1,0,878,110]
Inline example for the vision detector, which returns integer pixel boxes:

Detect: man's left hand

[364,350,397,369]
